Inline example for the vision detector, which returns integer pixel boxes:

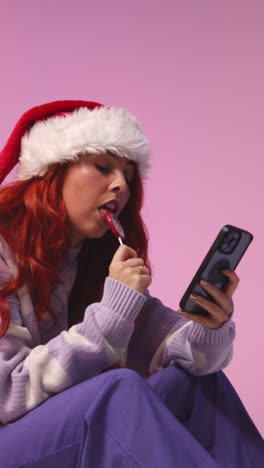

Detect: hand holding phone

[179,225,253,325]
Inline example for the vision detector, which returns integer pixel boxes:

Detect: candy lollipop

[104,211,125,245]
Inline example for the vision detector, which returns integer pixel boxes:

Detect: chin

[84,227,109,240]
[71,221,109,245]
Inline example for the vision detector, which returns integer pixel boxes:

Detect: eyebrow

[106,152,135,167]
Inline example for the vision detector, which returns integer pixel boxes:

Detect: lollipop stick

[118,237,124,245]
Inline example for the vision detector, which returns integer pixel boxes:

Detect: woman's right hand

[109,245,152,294]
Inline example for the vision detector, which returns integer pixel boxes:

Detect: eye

[96,164,111,174]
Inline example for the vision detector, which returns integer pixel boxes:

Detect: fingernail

[190,293,198,301]
[200,279,208,286]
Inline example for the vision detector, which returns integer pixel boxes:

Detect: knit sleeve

[0,268,146,423]
[129,292,235,377]
[149,318,235,376]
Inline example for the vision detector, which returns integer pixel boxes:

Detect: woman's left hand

[178,270,239,329]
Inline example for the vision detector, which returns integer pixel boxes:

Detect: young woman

[0,100,262,467]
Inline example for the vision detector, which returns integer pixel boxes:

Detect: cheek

[62,172,87,216]
[121,189,131,212]
[124,190,130,205]
[63,167,95,203]
[62,178,79,209]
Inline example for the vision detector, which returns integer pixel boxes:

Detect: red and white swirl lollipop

[98,200,125,245]
[104,211,125,245]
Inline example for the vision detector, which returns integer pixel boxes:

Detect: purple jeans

[0,366,263,467]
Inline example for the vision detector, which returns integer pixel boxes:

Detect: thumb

[111,244,138,263]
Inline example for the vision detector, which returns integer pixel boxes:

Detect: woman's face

[62,152,135,247]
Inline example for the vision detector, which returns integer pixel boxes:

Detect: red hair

[0,162,151,337]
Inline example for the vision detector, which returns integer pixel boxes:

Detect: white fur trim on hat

[18,106,150,180]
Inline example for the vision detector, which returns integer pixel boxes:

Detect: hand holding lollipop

[103,209,151,292]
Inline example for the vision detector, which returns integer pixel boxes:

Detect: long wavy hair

[0,160,151,337]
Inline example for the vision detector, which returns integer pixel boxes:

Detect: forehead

[81,151,135,168]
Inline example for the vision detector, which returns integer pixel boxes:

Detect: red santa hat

[0,100,150,184]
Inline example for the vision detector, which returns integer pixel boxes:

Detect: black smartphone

[179,225,253,316]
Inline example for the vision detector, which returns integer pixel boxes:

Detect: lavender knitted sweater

[0,237,235,424]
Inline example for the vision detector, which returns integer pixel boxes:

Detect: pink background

[0,1,263,435]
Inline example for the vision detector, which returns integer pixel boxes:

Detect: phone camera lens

[221,242,230,253]
[219,229,241,254]
[226,233,233,241]
[229,239,237,248]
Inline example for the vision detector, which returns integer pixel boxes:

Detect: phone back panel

[179,225,253,316]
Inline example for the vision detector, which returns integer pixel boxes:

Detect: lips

[98,199,121,224]
[98,199,121,215]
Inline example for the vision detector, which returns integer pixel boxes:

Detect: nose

[110,169,128,193]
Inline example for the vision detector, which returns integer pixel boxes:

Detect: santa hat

[0,100,150,184]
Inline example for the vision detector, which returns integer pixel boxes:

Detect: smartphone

[179,225,253,316]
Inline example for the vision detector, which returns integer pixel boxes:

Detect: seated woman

[0,100,263,467]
